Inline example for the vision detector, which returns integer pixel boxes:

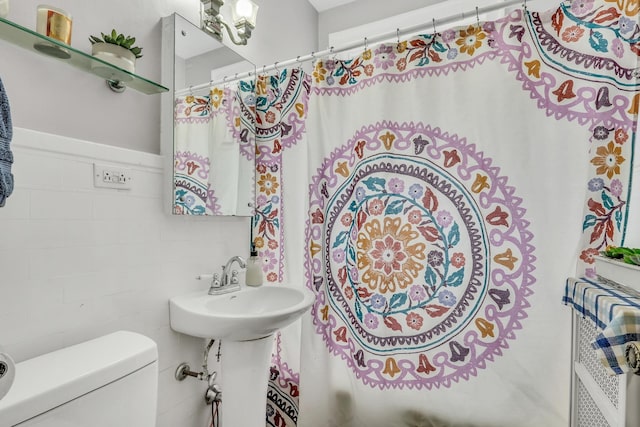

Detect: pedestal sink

[169,284,314,427]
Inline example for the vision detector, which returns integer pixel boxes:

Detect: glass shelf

[0,16,168,95]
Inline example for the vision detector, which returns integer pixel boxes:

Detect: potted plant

[89,29,143,74]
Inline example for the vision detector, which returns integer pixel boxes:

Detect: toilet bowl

[0,330,158,426]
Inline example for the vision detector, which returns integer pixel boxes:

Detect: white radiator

[570,313,640,427]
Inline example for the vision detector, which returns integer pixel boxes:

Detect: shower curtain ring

[396,28,400,44]
[432,18,437,37]
[274,61,280,75]
[476,6,481,29]
[364,37,368,52]
[296,55,302,70]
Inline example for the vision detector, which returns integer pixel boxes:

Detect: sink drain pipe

[175,339,222,405]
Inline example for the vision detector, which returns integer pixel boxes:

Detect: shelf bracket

[106,80,126,93]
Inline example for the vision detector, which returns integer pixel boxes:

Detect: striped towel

[0,77,13,207]
[564,277,640,375]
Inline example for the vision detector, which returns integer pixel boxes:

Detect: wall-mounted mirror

[161,13,256,217]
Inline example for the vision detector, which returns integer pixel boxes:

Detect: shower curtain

[253,71,310,426]
[257,1,639,426]
[174,83,254,216]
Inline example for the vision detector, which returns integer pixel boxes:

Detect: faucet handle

[211,273,221,288]
[230,270,239,285]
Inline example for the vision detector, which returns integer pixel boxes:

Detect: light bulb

[234,0,253,19]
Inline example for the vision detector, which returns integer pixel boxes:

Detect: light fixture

[200,0,259,46]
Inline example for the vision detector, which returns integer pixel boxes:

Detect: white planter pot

[91,42,136,74]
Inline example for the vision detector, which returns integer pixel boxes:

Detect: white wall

[0,129,251,425]
[318,0,562,50]
[1,0,317,154]
[318,0,440,48]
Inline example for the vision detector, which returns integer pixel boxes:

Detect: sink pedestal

[221,335,273,427]
[169,284,314,425]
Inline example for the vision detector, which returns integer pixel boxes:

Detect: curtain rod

[176,0,531,95]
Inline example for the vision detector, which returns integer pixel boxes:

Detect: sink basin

[169,283,315,426]
[169,284,315,341]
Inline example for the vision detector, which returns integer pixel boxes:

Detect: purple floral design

[570,0,594,16]
[374,45,397,70]
[438,289,457,306]
[370,293,387,309]
[618,16,636,36]
[364,313,379,329]
[262,250,277,271]
[408,183,424,199]
[388,177,405,193]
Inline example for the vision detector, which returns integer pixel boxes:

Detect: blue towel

[0,77,13,207]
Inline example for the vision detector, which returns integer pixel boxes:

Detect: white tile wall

[0,128,250,426]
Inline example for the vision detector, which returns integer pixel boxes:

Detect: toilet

[0,330,158,426]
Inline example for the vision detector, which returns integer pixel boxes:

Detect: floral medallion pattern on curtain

[303,0,637,399]
[306,121,534,389]
[173,83,255,215]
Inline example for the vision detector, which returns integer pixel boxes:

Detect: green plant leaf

[130,47,142,58]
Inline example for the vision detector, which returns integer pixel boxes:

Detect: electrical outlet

[93,163,132,190]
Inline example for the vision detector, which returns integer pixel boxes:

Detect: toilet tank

[0,331,158,427]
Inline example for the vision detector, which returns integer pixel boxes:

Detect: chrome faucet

[197,256,247,295]
[210,255,246,295]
